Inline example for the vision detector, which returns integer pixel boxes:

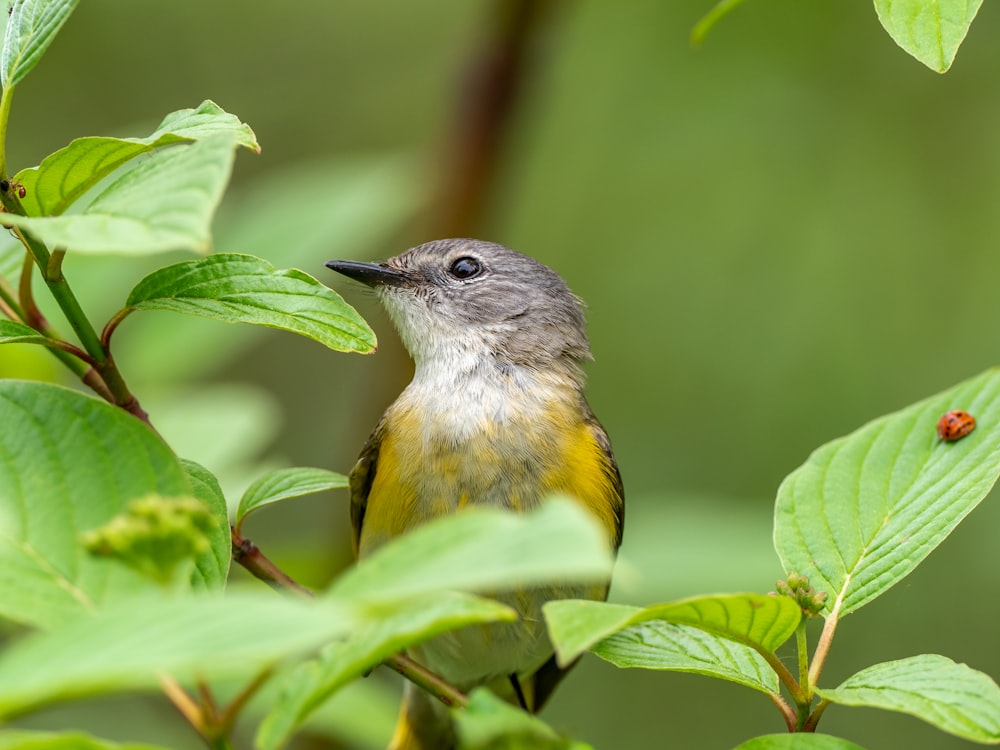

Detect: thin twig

[768,691,796,733]
[230,526,313,598]
[160,674,206,735]
[808,605,840,687]
[386,653,469,709]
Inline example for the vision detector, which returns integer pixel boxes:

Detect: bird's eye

[448,256,482,280]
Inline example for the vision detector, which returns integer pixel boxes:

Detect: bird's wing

[348,415,387,558]
[584,407,625,550]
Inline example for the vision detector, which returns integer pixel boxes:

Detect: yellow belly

[357,398,620,686]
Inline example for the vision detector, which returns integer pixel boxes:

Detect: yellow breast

[357,393,620,557]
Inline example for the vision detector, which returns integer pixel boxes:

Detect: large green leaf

[1,135,239,255]
[733,736,868,750]
[874,0,983,73]
[14,101,258,218]
[0,591,358,719]
[1,0,78,88]
[0,319,51,346]
[0,380,217,628]
[118,253,376,354]
[328,498,615,603]
[591,621,780,695]
[0,730,168,750]
[453,689,591,750]
[236,466,349,531]
[180,459,231,585]
[774,368,1000,618]
[817,655,1000,744]
[257,592,514,750]
[544,594,800,666]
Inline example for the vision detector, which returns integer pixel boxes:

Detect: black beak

[326,260,408,288]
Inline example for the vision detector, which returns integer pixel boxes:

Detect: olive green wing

[584,406,625,550]
[347,415,387,558]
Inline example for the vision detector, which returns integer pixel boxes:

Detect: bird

[327,238,624,750]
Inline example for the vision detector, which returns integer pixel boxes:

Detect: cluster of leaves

[2,1,1000,750]
[694,0,985,73]
[0,2,614,749]
[545,369,1000,749]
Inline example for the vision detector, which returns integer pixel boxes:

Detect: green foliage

[14,100,258,218]
[1,0,76,88]
[774,368,1000,618]
[453,690,592,750]
[694,0,986,72]
[2,135,244,255]
[0,592,359,720]
[873,0,983,73]
[235,466,349,532]
[591,621,780,695]
[0,730,167,750]
[817,655,1000,743]
[117,253,376,354]
[0,0,998,748]
[544,594,801,665]
[732,736,868,750]
[542,369,1000,746]
[257,592,515,749]
[0,381,226,629]
[81,496,218,587]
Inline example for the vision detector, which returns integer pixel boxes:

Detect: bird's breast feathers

[356,377,620,557]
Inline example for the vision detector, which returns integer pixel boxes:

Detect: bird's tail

[388,681,457,750]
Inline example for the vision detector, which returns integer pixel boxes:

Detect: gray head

[327,239,591,376]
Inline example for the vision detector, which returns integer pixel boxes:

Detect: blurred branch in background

[428,0,558,239]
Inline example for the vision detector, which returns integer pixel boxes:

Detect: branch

[230,528,470,711]
[431,0,558,237]
[230,526,313,597]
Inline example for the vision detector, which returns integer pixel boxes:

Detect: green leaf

[257,592,514,750]
[732,735,868,750]
[14,100,258,217]
[691,0,747,46]
[1,135,239,255]
[816,654,1000,744]
[81,495,218,587]
[1,0,78,88]
[453,689,591,750]
[329,498,615,603]
[0,381,214,629]
[119,253,376,354]
[0,319,50,346]
[774,368,1000,618]
[0,590,358,719]
[874,0,983,73]
[236,466,349,530]
[0,729,169,750]
[543,594,800,666]
[591,621,780,695]
[180,459,231,586]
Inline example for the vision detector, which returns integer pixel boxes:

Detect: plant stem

[758,648,807,707]
[796,619,811,703]
[0,82,14,179]
[160,675,205,735]
[768,691,796,732]
[230,530,471,712]
[803,698,830,732]
[386,654,469,709]
[230,526,313,597]
[808,604,840,687]
[215,667,274,736]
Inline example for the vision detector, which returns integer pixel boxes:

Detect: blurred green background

[5,0,1000,748]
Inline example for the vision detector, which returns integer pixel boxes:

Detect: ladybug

[937,410,976,442]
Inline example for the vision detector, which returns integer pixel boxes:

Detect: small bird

[327,239,624,750]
